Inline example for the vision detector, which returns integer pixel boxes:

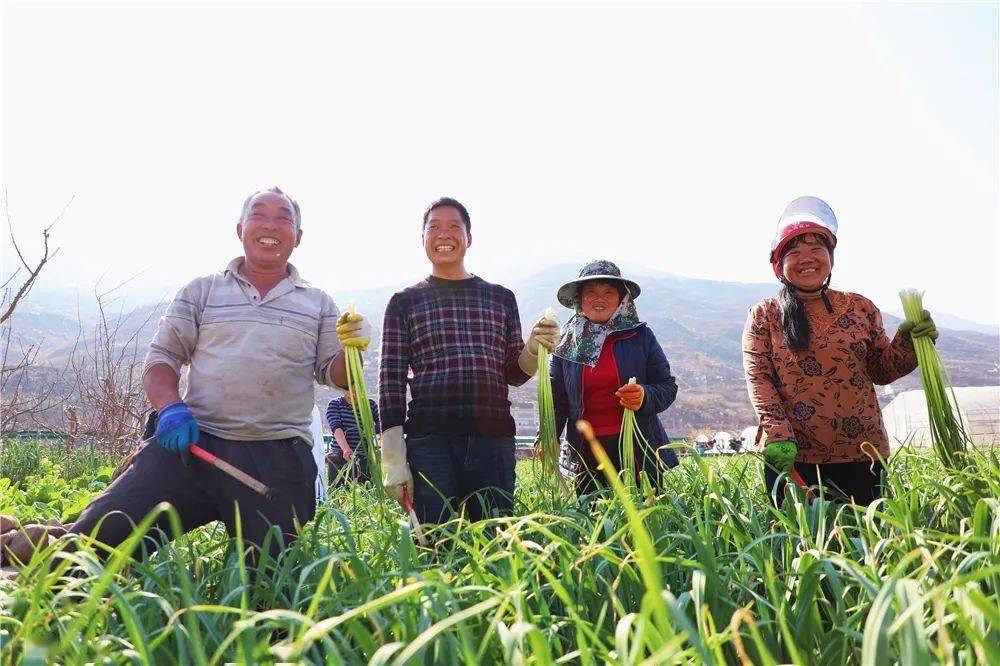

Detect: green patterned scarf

[553,295,643,367]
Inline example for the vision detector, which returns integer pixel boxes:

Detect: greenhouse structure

[881,386,1000,449]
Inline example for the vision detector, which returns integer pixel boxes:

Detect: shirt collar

[224,256,306,288]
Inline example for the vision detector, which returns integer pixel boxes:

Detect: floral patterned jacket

[742,290,917,464]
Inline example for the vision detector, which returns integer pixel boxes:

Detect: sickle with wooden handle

[189,444,274,499]
[139,432,275,499]
[402,486,428,546]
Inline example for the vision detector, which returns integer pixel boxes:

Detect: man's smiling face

[422,205,471,269]
[237,192,302,270]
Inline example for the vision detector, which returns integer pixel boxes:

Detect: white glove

[518,315,560,375]
[337,311,372,351]
[380,425,413,505]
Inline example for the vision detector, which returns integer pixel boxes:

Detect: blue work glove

[155,402,200,454]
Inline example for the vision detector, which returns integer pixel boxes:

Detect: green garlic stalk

[898,289,967,469]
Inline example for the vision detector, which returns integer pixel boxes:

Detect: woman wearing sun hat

[743,196,938,506]
[547,260,679,496]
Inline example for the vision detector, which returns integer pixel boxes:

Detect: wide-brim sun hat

[556,260,641,308]
[769,196,838,278]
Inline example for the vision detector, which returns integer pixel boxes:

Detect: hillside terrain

[5,265,998,436]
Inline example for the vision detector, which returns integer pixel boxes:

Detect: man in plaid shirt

[378,197,559,524]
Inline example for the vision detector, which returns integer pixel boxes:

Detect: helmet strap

[780,275,833,314]
[820,276,833,314]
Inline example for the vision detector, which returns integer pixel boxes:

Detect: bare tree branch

[1,268,22,292]
[0,192,72,325]
[1,328,79,432]
[68,287,156,450]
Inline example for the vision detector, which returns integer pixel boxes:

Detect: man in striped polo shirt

[378,197,559,524]
[71,187,370,560]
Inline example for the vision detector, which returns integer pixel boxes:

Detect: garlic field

[1,440,998,664]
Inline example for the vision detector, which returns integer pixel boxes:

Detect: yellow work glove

[337,311,372,351]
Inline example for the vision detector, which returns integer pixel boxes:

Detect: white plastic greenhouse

[739,426,760,451]
[881,386,1000,449]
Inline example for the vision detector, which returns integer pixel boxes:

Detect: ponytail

[778,282,811,351]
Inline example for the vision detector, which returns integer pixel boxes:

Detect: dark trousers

[70,430,317,561]
[575,434,669,496]
[348,453,371,483]
[326,450,371,486]
[764,460,884,507]
[406,434,516,524]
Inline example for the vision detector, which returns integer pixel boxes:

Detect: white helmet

[769,196,838,277]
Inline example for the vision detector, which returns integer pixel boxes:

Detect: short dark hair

[423,197,471,233]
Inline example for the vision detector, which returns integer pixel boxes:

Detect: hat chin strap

[780,274,834,314]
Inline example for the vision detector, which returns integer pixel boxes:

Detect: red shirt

[582,333,624,436]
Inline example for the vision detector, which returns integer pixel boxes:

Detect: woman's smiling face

[781,233,833,291]
[579,280,622,324]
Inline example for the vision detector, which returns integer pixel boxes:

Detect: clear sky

[3,1,998,324]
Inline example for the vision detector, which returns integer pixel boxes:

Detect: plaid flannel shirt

[378,275,530,438]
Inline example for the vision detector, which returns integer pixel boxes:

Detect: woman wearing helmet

[742,196,938,506]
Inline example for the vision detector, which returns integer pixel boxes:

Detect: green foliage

[0,452,114,523]
[536,345,559,478]
[345,345,383,489]
[0,439,115,487]
[899,289,969,469]
[0,440,997,664]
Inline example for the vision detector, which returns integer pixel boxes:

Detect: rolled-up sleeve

[143,281,204,378]
[742,304,795,444]
[315,293,342,386]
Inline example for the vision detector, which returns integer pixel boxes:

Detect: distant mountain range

[502,264,1000,435]
[5,263,999,435]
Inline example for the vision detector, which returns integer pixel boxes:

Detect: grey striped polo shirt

[144,257,342,442]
